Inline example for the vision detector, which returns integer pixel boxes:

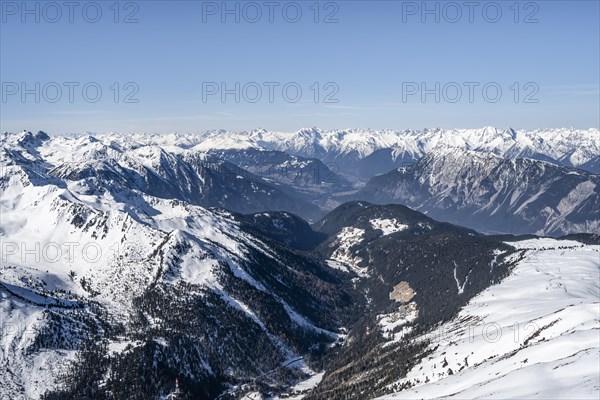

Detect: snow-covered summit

[5,126,597,172]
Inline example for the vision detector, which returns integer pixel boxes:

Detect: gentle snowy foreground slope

[381,238,600,399]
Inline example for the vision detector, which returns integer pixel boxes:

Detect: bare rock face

[354,148,600,236]
[390,281,415,303]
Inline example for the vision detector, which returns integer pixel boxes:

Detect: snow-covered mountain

[303,202,522,399]
[353,147,600,236]
[0,143,522,400]
[0,131,353,399]
[10,127,598,233]
[380,238,600,400]
[1,131,324,221]
[63,126,599,179]
[1,129,598,399]
[265,126,600,176]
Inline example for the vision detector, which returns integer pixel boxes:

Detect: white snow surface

[50,126,600,169]
[16,126,598,170]
[380,239,600,400]
[370,218,409,236]
[0,131,331,399]
[377,302,419,345]
[329,227,368,276]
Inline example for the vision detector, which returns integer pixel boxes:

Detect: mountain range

[353,147,599,236]
[0,128,598,399]
[96,126,600,177]
[31,126,599,236]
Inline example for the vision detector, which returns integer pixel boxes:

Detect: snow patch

[370,218,409,236]
[329,227,368,276]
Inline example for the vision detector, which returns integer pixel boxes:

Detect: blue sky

[1,0,598,134]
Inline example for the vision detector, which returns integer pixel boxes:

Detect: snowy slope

[2,130,324,220]
[380,238,600,400]
[0,131,347,399]
[305,202,523,400]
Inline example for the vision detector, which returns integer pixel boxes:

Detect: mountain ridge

[352,147,600,236]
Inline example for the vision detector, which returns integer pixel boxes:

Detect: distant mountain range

[352,147,600,236]
[3,128,598,236]
[91,126,599,177]
[2,130,325,221]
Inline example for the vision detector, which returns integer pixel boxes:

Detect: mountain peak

[14,129,51,148]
